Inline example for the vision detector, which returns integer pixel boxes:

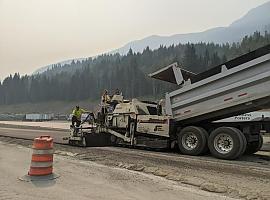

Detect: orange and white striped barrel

[28,135,54,176]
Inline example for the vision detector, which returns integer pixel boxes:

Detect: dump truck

[65,44,270,160]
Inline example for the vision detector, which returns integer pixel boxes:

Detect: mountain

[33,58,88,75]
[33,1,270,74]
[111,1,270,54]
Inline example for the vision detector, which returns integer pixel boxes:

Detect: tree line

[0,31,269,105]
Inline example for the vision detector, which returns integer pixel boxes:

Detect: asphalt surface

[0,126,269,170]
[0,127,69,144]
[0,126,270,199]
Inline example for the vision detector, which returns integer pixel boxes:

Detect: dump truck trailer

[65,44,270,160]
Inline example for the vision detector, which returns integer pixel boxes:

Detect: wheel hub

[214,134,234,154]
[182,132,198,150]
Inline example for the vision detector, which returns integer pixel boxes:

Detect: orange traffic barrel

[28,135,54,176]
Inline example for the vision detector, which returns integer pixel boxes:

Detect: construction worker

[71,106,87,127]
[101,90,110,113]
[114,88,122,95]
[101,89,111,105]
[111,88,123,109]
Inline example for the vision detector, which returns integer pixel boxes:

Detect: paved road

[0,121,69,130]
[0,127,69,144]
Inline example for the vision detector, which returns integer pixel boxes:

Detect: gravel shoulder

[0,141,235,200]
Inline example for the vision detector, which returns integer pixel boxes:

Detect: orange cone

[19,135,59,182]
[28,135,54,176]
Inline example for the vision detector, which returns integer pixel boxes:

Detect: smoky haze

[0,0,269,80]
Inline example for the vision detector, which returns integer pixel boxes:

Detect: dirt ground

[0,141,236,200]
[0,136,269,200]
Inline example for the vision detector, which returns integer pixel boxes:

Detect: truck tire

[177,126,208,156]
[239,131,247,156]
[245,134,263,155]
[208,127,246,160]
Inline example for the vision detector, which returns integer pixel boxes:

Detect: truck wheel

[245,134,263,155]
[239,131,247,156]
[177,126,208,156]
[208,127,245,160]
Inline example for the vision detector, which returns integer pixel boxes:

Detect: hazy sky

[0,0,269,80]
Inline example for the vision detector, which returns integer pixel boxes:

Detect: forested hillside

[0,31,269,105]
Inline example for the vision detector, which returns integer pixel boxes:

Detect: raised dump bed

[151,45,270,124]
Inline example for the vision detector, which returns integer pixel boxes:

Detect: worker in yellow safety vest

[101,89,111,114]
[71,106,87,127]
